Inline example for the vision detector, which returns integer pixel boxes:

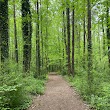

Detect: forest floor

[27,73,90,110]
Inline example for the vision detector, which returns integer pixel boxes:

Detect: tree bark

[13,0,18,63]
[83,0,86,68]
[87,0,93,97]
[106,1,110,67]
[45,1,49,71]
[35,0,41,77]
[102,17,105,54]
[66,6,71,74]
[72,6,75,76]
[40,0,44,68]
[63,11,68,56]
[0,0,9,62]
[22,0,32,73]
[98,21,101,61]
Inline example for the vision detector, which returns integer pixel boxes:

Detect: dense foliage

[0,61,47,109]
[0,0,110,110]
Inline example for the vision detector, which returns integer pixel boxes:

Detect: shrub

[24,75,46,95]
[0,72,31,110]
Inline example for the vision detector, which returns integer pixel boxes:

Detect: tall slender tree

[66,3,71,74]
[58,32,61,71]
[62,10,68,70]
[45,0,49,71]
[0,0,9,63]
[72,4,75,76]
[101,16,105,54]
[83,0,86,68]
[36,0,41,76]
[22,0,32,73]
[13,0,18,63]
[63,10,68,55]
[106,0,110,67]
[87,0,93,96]
[40,0,44,68]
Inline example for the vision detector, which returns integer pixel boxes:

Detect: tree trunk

[106,1,110,67]
[40,0,44,68]
[66,6,71,74]
[78,24,81,67]
[45,1,49,72]
[0,0,9,62]
[87,0,93,97]
[62,10,68,71]
[35,0,41,77]
[58,33,61,71]
[98,21,101,61]
[22,0,32,73]
[102,17,105,54]
[72,6,75,76]
[13,0,18,63]
[83,0,86,68]
[63,11,68,56]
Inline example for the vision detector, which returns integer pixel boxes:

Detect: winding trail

[28,73,90,110]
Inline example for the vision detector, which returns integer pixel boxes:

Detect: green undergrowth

[24,74,47,95]
[63,66,110,110]
[0,62,48,110]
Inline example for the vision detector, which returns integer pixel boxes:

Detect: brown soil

[28,73,90,110]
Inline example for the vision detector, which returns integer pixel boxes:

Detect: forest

[0,0,110,110]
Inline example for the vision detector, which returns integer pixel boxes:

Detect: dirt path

[28,73,90,110]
